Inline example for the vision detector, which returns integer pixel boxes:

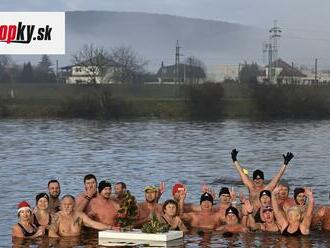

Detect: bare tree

[184,56,206,84]
[109,46,147,84]
[72,44,112,84]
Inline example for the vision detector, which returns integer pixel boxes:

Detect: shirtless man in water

[48,180,61,213]
[87,180,120,225]
[213,187,236,223]
[75,174,98,212]
[231,149,293,210]
[48,195,111,237]
[135,186,162,228]
[179,192,222,229]
[114,182,126,205]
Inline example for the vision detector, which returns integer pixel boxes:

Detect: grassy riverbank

[1,83,330,119]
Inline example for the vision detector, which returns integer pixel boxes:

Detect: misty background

[2,0,330,71]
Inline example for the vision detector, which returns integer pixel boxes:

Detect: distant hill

[64,11,265,70]
[15,11,328,72]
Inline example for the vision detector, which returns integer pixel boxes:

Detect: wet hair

[162,199,178,216]
[61,194,75,201]
[36,193,49,203]
[48,179,60,187]
[84,174,97,183]
[116,182,127,190]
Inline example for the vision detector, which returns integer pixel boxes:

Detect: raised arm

[242,200,260,230]
[300,188,315,235]
[231,149,254,191]
[271,186,287,231]
[265,152,293,191]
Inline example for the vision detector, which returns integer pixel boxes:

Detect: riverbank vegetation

[1,83,330,119]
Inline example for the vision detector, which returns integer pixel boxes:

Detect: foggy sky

[2,0,330,69]
[1,0,329,30]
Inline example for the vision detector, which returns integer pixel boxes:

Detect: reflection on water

[1,119,330,247]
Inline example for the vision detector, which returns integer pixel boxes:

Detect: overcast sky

[3,0,330,68]
[1,0,329,30]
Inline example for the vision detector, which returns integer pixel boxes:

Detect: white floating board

[98,237,184,247]
[99,229,183,242]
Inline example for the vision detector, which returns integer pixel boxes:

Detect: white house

[60,57,118,84]
[263,59,307,84]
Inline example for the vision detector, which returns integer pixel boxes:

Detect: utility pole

[175,40,183,84]
[315,58,318,84]
[263,20,282,83]
[56,59,59,83]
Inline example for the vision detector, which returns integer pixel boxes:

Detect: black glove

[231,149,238,162]
[283,152,294,165]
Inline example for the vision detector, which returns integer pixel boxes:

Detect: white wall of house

[65,66,115,84]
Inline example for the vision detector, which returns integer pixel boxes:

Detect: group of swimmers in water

[12,149,330,241]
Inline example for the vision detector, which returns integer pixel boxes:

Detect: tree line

[0,55,56,83]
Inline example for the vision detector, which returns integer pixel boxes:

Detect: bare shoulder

[12,224,24,237]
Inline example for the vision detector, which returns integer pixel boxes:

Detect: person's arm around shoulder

[231,149,254,191]
[300,187,315,235]
[80,212,111,230]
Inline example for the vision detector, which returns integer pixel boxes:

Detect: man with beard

[114,182,126,205]
[75,174,98,212]
[135,185,162,228]
[231,149,293,210]
[49,195,111,237]
[86,180,120,226]
[48,180,61,213]
[179,192,222,229]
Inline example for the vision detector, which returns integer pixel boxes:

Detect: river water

[0,119,329,247]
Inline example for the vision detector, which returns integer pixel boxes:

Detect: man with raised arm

[48,195,111,238]
[231,149,293,209]
[75,174,98,212]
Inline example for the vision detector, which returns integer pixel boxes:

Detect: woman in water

[33,193,52,235]
[244,199,281,233]
[12,201,44,238]
[159,199,188,232]
[272,186,314,236]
